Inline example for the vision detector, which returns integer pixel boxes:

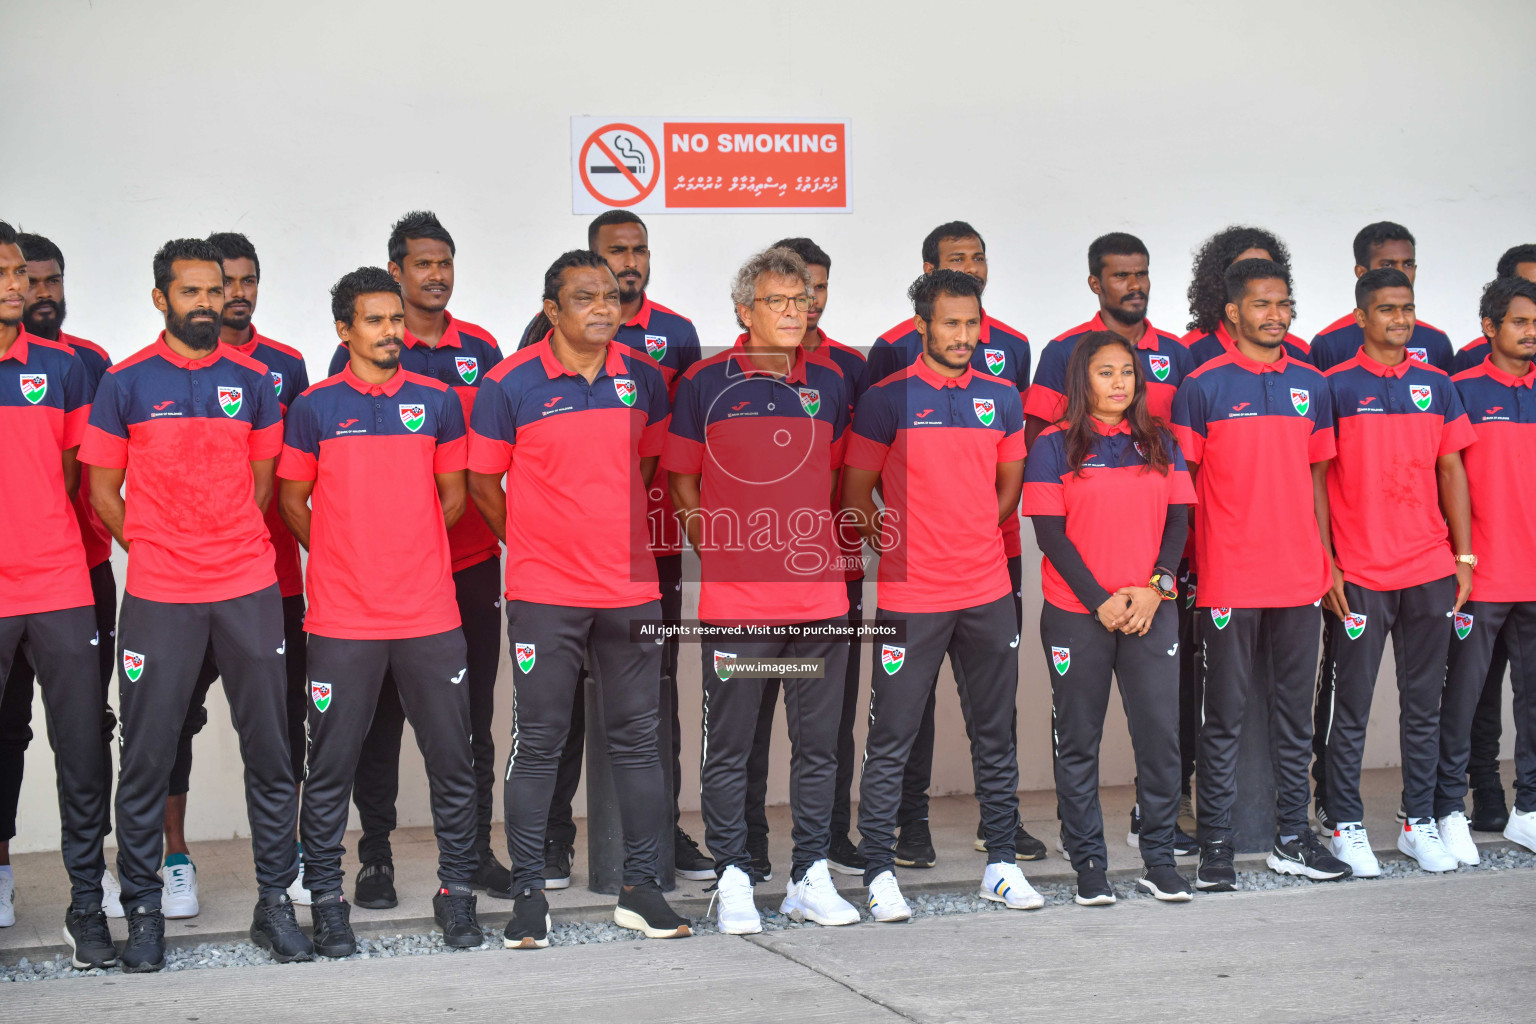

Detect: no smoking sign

[578,123,660,208]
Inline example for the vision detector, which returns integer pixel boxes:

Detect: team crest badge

[1051,646,1071,676]
[515,643,536,673]
[1344,612,1368,640]
[217,386,243,417]
[1134,441,1147,460]
[798,387,821,416]
[122,650,146,682]
[614,378,637,407]
[714,650,737,681]
[644,335,667,361]
[310,681,332,713]
[1210,608,1232,630]
[270,371,283,397]
[1453,611,1473,641]
[1148,354,1170,381]
[973,397,996,426]
[455,356,478,384]
[1185,582,1197,609]
[400,403,426,431]
[984,348,1005,375]
[881,644,905,675]
[1407,347,1428,364]
[19,374,47,404]
[1410,384,1432,411]
[1290,388,1309,415]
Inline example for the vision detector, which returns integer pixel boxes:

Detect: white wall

[7,0,1533,852]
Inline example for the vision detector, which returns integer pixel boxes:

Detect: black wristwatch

[1149,569,1178,601]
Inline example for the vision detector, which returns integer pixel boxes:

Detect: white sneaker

[102,868,124,918]
[1328,823,1381,878]
[979,861,1044,910]
[780,859,859,926]
[1504,807,1536,853]
[161,854,200,918]
[0,871,14,927]
[1398,818,1458,872]
[1437,811,1480,866]
[713,864,761,935]
[287,856,312,906]
[866,870,911,923]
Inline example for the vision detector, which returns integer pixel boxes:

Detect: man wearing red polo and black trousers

[81,238,310,971]
[1170,258,1350,890]
[0,221,116,968]
[279,266,483,956]
[1316,267,1476,877]
[867,220,1041,867]
[470,250,688,948]
[1440,275,1536,856]
[331,212,511,908]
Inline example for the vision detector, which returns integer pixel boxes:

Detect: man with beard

[1,232,122,921]
[156,232,311,918]
[81,238,310,971]
[328,212,511,910]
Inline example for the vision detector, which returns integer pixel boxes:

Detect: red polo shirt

[1453,358,1536,602]
[1026,314,1193,425]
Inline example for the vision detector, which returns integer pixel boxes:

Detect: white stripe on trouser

[699,685,710,796]
[504,686,520,781]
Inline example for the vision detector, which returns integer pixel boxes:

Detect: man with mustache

[80,238,311,971]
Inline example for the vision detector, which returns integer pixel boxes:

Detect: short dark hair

[770,236,831,272]
[1496,244,1536,280]
[1186,226,1291,333]
[388,210,455,267]
[544,249,615,304]
[587,210,646,250]
[921,221,984,266]
[17,232,63,272]
[909,269,983,324]
[153,238,224,293]
[1480,275,1536,329]
[1353,221,1415,267]
[1354,267,1412,310]
[1087,232,1148,278]
[0,220,17,248]
[206,231,260,280]
[1223,258,1292,306]
[331,266,400,324]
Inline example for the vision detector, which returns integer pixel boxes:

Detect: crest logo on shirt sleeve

[645,335,668,361]
[217,386,243,417]
[310,681,332,713]
[1410,384,1433,411]
[1453,611,1473,641]
[1344,612,1368,640]
[798,387,821,416]
[1407,347,1429,365]
[270,371,283,397]
[984,348,1006,375]
[1289,388,1309,415]
[1148,354,1171,381]
[515,643,536,674]
[973,397,996,426]
[1051,646,1071,675]
[880,644,906,675]
[399,404,426,431]
[455,356,479,384]
[614,378,637,407]
[19,374,47,404]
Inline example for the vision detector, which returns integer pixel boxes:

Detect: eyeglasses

[753,294,812,312]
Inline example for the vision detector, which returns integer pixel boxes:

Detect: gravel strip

[7,845,1533,983]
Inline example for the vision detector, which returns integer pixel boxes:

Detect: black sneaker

[1315,802,1337,833]
[674,827,716,881]
[1127,805,1199,857]
[828,833,868,875]
[1471,787,1510,832]
[614,880,692,938]
[1266,830,1351,881]
[746,831,774,882]
[309,892,357,958]
[120,905,165,973]
[1196,840,1237,891]
[544,839,574,890]
[1137,864,1195,902]
[63,906,118,969]
[503,888,550,950]
[894,820,935,869]
[353,861,397,910]
[251,891,314,962]
[1073,864,1115,906]
[471,851,514,900]
[973,820,1047,861]
[433,885,483,948]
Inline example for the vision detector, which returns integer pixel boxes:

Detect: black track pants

[1468,633,1508,792]
[1437,601,1535,816]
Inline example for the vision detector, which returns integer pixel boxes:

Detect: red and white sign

[572,116,850,214]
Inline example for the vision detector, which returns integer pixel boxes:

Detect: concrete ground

[2,764,1511,963]
[6,868,1533,1022]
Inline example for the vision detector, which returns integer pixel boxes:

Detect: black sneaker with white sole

[120,905,165,973]
[353,861,397,910]
[504,889,551,949]
[674,827,716,881]
[543,839,574,890]
[1471,786,1510,832]
[250,891,314,962]
[434,886,484,948]
[828,833,868,875]
[1266,830,1351,881]
[1137,864,1195,902]
[894,820,935,868]
[746,831,774,882]
[1073,864,1115,906]
[309,892,357,958]
[1126,805,1199,857]
[614,880,692,938]
[973,821,1047,861]
[63,906,118,969]
[1196,840,1236,891]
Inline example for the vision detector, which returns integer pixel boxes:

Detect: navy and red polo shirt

[228,328,309,599]
[1310,313,1454,374]
[80,334,282,604]
[1027,314,1192,426]
[1170,347,1335,609]
[662,338,849,626]
[1454,337,1490,375]
[845,358,1023,613]
[57,331,115,569]
[1180,323,1312,368]
[330,310,502,573]
[1,330,93,617]
[1453,358,1536,602]
[469,338,668,609]
[1022,420,1196,615]
[279,365,464,640]
[1324,351,1475,592]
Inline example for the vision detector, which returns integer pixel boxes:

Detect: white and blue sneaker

[161,853,199,919]
[980,861,1043,910]
[286,843,312,906]
[780,859,859,926]
[865,870,911,923]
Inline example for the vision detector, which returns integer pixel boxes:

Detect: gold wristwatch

[1456,554,1478,568]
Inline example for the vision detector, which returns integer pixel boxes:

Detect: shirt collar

[221,326,264,359]
[1217,324,1290,374]
[1482,355,1536,389]
[913,353,975,389]
[154,332,226,370]
[624,295,655,330]
[729,334,809,384]
[1090,415,1132,436]
[1355,348,1414,379]
[535,335,630,379]
[341,361,406,396]
[1089,312,1159,350]
[404,310,461,350]
[0,330,29,363]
